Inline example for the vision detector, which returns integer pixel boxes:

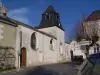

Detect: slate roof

[0,16,17,27]
[35,5,64,31]
[86,10,100,21]
[43,5,57,14]
[0,16,57,39]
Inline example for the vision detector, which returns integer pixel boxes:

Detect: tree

[74,14,99,57]
[84,21,99,43]
[83,21,99,57]
[70,14,86,42]
[75,20,84,41]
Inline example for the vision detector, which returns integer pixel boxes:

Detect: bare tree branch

[72,14,99,57]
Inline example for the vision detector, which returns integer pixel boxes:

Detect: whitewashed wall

[67,40,86,59]
[39,26,66,62]
[0,24,4,40]
[89,46,95,55]
[83,20,100,37]
[20,25,40,66]
[65,43,71,62]
[15,26,21,69]
[15,25,63,67]
[39,26,57,38]
[15,25,66,68]
[42,36,58,64]
[56,27,66,62]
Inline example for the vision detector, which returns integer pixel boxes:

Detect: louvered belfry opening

[35,5,64,31]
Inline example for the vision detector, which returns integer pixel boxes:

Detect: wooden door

[20,47,26,66]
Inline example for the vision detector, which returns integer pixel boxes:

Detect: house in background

[65,10,100,62]
[83,10,100,55]
[65,42,71,62]
[65,40,86,61]
[65,39,100,62]
[0,2,66,69]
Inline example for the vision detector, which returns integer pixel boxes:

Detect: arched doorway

[20,47,26,66]
[70,50,73,61]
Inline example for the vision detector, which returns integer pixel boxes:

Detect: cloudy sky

[2,0,100,41]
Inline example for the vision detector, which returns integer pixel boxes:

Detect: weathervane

[0,0,2,6]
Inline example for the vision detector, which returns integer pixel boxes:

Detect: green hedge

[0,67,16,72]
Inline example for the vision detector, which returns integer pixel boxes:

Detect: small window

[56,15,59,21]
[31,32,36,50]
[50,39,53,50]
[94,48,96,53]
[59,23,60,26]
[49,14,50,19]
[50,39,53,44]
[95,44,99,53]
[60,43,62,45]
[60,43,63,55]
[51,13,54,16]
[45,13,50,19]
[80,45,86,50]
[97,46,99,53]
[74,43,75,46]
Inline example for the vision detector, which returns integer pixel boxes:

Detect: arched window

[94,47,96,53]
[60,42,62,45]
[56,14,59,21]
[31,32,36,50]
[45,13,50,20]
[60,43,63,55]
[50,39,53,44]
[97,44,99,53]
[50,39,53,50]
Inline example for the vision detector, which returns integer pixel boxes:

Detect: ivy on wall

[0,46,15,69]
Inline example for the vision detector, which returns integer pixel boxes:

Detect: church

[0,3,66,69]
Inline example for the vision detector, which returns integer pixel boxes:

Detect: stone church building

[0,3,66,69]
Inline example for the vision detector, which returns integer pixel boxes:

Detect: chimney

[0,4,7,17]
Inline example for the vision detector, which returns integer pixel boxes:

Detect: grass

[0,67,16,72]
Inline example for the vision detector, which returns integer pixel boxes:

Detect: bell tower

[38,5,64,31]
[0,0,7,17]
[37,5,65,62]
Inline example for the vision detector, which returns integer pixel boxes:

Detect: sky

[2,0,100,41]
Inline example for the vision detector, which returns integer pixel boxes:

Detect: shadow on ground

[26,66,60,75]
[25,62,82,75]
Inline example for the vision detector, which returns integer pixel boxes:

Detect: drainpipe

[17,26,22,71]
[42,34,44,64]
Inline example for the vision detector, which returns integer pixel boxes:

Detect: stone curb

[0,68,24,74]
[0,66,35,75]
